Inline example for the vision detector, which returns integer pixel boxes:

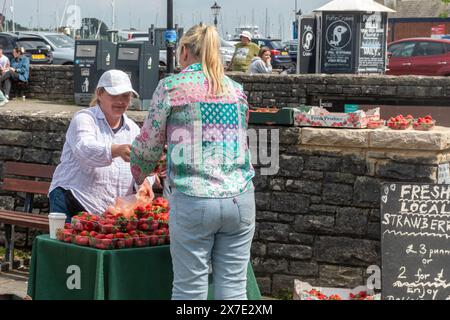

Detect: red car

[386,37,450,76]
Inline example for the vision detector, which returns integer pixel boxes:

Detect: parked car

[126,37,234,68]
[250,38,294,70]
[220,38,235,68]
[387,37,450,76]
[125,37,168,66]
[0,33,53,64]
[283,40,298,65]
[18,32,74,65]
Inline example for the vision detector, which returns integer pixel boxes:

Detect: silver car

[18,32,75,65]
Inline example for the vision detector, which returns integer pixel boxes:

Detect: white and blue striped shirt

[49,105,141,215]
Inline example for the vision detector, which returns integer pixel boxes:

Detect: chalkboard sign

[381,183,450,300]
[357,12,387,74]
[321,13,357,74]
[298,15,317,74]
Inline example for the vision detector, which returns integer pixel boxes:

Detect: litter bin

[116,41,159,111]
[74,40,117,106]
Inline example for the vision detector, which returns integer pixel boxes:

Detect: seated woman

[249,47,272,74]
[0,46,29,101]
[49,70,155,222]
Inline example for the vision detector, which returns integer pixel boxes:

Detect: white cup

[48,213,67,239]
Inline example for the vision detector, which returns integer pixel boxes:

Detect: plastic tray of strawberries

[88,237,117,250]
[71,216,99,232]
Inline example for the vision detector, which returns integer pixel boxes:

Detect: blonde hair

[178,24,224,95]
[89,88,105,107]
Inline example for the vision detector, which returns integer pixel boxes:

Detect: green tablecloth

[27,235,261,300]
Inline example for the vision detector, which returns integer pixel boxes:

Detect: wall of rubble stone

[20,66,450,106]
[1,108,450,296]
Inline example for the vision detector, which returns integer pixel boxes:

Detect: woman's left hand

[137,178,155,201]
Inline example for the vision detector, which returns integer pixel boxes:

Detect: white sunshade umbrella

[314,0,396,13]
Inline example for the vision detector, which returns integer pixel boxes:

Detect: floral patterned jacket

[131,63,255,198]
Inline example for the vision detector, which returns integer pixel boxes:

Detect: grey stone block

[252,257,289,273]
[288,233,315,245]
[256,211,278,222]
[289,261,319,277]
[322,183,353,205]
[376,162,416,180]
[251,242,267,257]
[319,265,364,288]
[294,215,335,234]
[271,193,310,214]
[314,236,380,266]
[286,180,322,195]
[268,243,313,260]
[259,222,291,242]
[354,176,381,205]
[335,207,369,236]
[307,156,342,172]
[0,130,32,147]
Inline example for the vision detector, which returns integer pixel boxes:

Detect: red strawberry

[80,230,89,237]
[105,234,114,240]
[90,231,97,237]
[75,236,89,246]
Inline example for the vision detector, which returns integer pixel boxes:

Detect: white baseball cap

[240,31,252,41]
[97,70,139,97]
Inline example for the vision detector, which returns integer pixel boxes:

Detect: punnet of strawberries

[387,114,414,130]
[302,289,375,300]
[413,115,435,131]
[56,197,170,250]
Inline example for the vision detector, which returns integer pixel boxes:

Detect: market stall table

[27,235,261,300]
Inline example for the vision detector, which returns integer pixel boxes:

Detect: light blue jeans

[168,187,256,300]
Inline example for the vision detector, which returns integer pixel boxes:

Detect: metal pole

[112,0,116,30]
[11,0,15,33]
[167,0,174,74]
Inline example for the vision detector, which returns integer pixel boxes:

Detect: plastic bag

[107,193,153,219]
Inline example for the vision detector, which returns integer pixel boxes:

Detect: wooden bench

[0,162,55,269]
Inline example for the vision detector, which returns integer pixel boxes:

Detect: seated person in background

[249,47,273,74]
[0,46,29,101]
[0,45,10,73]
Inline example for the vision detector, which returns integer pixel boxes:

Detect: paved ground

[0,270,29,300]
[0,99,148,120]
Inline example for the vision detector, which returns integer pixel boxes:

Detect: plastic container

[115,237,134,249]
[98,223,120,234]
[56,229,72,243]
[71,216,99,232]
[89,237,116,250]
[72,235,90,247]
[413,120,436,131]
[366,120,385,129]
[133,235,151,247]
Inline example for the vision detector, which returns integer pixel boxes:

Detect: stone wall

[14,66,74,103]
[21,66,450,107]
[1,107,450,296]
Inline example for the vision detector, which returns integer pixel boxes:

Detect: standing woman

[131,24,256,300]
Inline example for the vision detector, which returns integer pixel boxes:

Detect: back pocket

[235,190,256,226]
[172,193,206,230]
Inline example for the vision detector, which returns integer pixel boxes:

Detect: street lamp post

[167,0,174,74]
[211,2,221,29]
